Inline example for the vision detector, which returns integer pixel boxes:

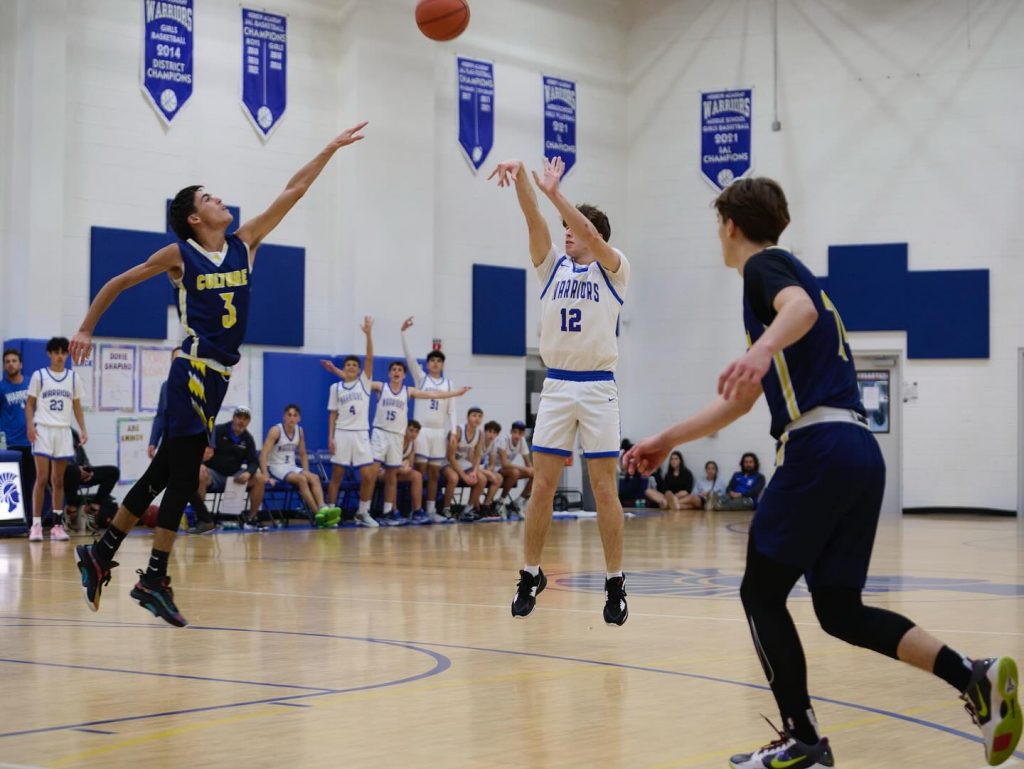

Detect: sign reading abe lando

[700,89,751,190]
[142,0,194,125]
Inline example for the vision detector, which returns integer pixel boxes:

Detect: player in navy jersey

[626,178,1019,768]
[70,122,367,626]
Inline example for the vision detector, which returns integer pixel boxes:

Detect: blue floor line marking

[73,728,115,735]
[268,702,311,708]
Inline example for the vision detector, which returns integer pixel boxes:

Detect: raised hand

[454,386,472,396]
[532,156,565,196]
[401,316,414,332]
[328,121,368,150]
[69,331,94,366]
[361,316,374,335]
[487,160,525,188]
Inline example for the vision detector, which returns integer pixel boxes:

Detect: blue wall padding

[818,243,989,359]
[262,352,424,451]
[90,227,174,340]
[472,264,526,356]
[245,244,305,347]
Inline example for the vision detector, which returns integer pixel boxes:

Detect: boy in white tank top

[490,156,630,626]
[24,337,88,541]
[260,404,339,522]
[441,407,486,521]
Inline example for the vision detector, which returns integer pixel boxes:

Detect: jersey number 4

[219,292,237,329]
[560,308,582,333]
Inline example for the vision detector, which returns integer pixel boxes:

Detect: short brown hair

[714,178,790,244]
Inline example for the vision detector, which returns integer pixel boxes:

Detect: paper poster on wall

[241,8,287,140]
[456,56,494,172]
[73,358,96,412]
[117,418,152,485]
[856,370,890,434]
[700,88,752,190]
[99,344,137,412]
[141,0,194,125]
[139,346,173,412]
[221,349,251,413]
[542,75,576,176]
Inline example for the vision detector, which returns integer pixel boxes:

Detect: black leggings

[122,433,208,531]
[739,537,915,723]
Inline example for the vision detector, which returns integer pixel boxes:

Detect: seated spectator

[645,451,693,510]
[708,452,765,511]
[64,428,120,531]
[680,460,727,510]
[618,455,649,506]
[196,406,265,532]
[495,420,533,520]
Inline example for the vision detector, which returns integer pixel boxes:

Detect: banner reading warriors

[700,89,752,190]
[241,8,287,140]
[456,56,494,172]
[542,75,577,176]
[142,0,194,125]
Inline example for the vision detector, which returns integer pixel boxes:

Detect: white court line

[0,762,50,769]
[10,575,1024,637]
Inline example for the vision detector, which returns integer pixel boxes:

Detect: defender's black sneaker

[131,569,188,627]
[603,574,629,626]
[75,544,118,612]
[961,656,1022,766]
[511,568,547,618]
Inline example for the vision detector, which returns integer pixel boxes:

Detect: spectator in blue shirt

[708,452,765,511]
[1,349,35,524]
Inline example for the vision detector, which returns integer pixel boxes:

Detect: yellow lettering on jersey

[196,270,248,292]
[820,290,850,361]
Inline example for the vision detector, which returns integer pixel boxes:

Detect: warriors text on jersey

[373,383,409,434]
[28,369,83,427]
[267,423,302,467]
[328,376,372,431]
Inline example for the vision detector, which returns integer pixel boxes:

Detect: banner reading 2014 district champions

[142,0,194,125]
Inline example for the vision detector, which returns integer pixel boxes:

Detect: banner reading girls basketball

[456,56,494,172]
[241,8,287,140]
[141,0,194,125]
[543,75,577,176]
[700,89,752,190]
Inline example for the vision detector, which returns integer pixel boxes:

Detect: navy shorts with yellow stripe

[165,356,231,439]
[750,422,885,591]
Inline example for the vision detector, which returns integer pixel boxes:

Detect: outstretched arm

[409,385,471,400]
[400,317,425,386]
[488,160,553,266]
[235,122,367,254]
[361,316,374,381]
[532,156,621,273]
[70,244,182,364]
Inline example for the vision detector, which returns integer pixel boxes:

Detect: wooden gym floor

[0,511,1021,768]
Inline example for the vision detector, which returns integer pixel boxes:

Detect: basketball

[415,0,470,42]
[141,504,159,528]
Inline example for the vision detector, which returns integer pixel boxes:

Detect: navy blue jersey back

[177,234,251,367]
[743,248,863,439]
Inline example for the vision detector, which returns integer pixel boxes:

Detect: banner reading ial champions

[241,8,287,140]
[142,0,194,124]
[700,89,752,190]
[543,75,577,176]
[456,56,494,172]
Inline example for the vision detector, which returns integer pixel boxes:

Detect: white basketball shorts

[332,430,373,468]
[531,376,620,458]
[414,427,448,465]
[32,424,74,461]
[371,429,405,468]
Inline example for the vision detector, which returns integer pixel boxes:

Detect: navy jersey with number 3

[176,235,252,367]
[743,248,864,439]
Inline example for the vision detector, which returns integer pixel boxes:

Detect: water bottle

[635,498,645,509]
[0,431,6,451]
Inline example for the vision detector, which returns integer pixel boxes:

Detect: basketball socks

[94,525,127,565]
[524,564,540,577]
[383,502,393,515]
[783,707,821,746]
[934,645,974,692]
[606,570,623,580]
[426,501,436,514]
[357,500,370,516]
[145,549,170,583]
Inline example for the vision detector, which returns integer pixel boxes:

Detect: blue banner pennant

[141,0,194,125]
[700,89,752,190]
[456,56,494,172]
[241,8,287,140]
[543,75,576,176]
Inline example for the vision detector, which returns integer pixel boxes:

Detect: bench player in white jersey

[364,360,470,527]
[491,156,631,625]
[495,420,533,520]
[323,317,376,526]
[475,420,504,519]
[260,404,337,522]
[393,420,424,524]
[24,337,88,542]
[400,317,459,521]
[441,407,486,521]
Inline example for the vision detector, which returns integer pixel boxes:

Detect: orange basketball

[141,505,159,528]
[415,0,470,42]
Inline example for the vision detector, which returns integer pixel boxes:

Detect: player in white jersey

[260,404,338,522]
[495,420,533,520]
[393,420,424,525]
[24,337,88,541]
[491,156,631,625]
[400,316,459,521]
[475,420,504,519]
[360,360,469,527]
[323,317,376,526]
[441,407,486,521]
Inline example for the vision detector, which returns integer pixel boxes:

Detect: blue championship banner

[141,0,194,124]
[543,75,576,176]
[456,56,494,172]
[700,89,752,189]
[241,8,287,140]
